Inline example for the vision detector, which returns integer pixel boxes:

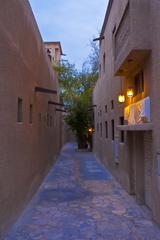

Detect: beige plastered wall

[93,0,160,226]
[0,0,62,237]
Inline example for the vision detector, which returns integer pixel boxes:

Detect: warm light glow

[127,88,134,98]
[88,128,93,133]
[118,94,125,103]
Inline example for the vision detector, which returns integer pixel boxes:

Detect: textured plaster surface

[5,143,160,240]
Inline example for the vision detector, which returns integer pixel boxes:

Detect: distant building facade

[44,41,63,65]
[0,0,62,237]
[93,0,160,225]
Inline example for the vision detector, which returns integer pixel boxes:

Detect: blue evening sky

[29,0,109,69]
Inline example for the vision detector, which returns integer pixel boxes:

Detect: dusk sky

[29,0,109,69]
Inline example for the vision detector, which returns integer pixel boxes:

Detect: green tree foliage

[65,96,90,148]
[88,40,99,74]
[53,40,99,148]
[54,61,79,106]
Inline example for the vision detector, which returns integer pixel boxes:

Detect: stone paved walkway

[5,143,160,240]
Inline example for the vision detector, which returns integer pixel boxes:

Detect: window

[105,121,108,139]
[29,104,33,124]
[134,71,144,95]
[55,48,59,61]
[112,25,116,35]
[111,120,115,141]
[111,100,114,110]
[103,53,106,73]
[17,98,23,123]
[100,123,102,137]
[119,117,124,143]
[47,48,52,62]
[105,105,108,113]
[97,123,99,132]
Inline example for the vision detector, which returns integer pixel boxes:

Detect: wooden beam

[88,108,94,112]
[35,87,57,95]
[93,36,104,42]
[91,105,97,108]
[56,108,67,113]
[48,101,65,107]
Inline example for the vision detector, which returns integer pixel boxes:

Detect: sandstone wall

[0,0,61,237]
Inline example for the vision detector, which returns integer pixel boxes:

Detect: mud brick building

[44,41,63,65]
[0,0,62,237]
[93,0,160,225]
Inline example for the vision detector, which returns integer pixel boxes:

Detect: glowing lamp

[127,88,134,98]
[118,94,125,103]
[88,128,94,134]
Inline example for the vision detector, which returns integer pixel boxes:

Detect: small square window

[111,100,114,110]
[103,53,106,73]
[100,123,102,137]
[120,117,124,143]
[111,120,115,141]
[112,25,116,35]
[134,71,144,95]
[105,121,108,139]
[17,98,23,123]
[105,105,108,113]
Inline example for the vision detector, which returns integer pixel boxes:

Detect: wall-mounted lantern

[127,87,134,98]
[118,79,125,103]
[118,94,125,103]
[88,128,94,134]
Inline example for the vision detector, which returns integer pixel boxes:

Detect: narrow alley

[5,143,160,240]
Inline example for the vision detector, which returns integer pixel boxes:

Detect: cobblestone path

[5,143,160,240]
